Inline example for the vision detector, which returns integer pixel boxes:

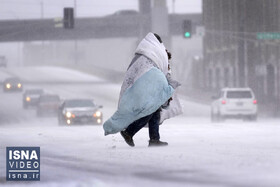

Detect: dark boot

[148,139,168,147]
[120,131,135,147]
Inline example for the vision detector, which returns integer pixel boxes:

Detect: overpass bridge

[0,14,202,42]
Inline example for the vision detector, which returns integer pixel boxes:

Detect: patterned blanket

[103,33,181,135]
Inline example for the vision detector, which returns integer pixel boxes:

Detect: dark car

[37,94,60,117]
[23,89,44,109]
[113,10,139,16]
[58,99,103,125]
[106,10,139,19]
[3,77,23,92]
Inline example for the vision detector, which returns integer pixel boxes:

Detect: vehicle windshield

[40,95,60,102]
[6,78,20,83]
[26,90,43,94]
[226,91,252,99]
[64,100,95,108]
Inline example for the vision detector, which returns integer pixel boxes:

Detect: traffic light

[183,20,192,38]
[64,8,74,29]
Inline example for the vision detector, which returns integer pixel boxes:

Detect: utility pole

[40,1,44,19]
[172,0,175,14]
[74,0,77,17]
[151,0,170,48]
[17,42,20,66]
[237,1,246,87]
[41,0,45,65]
[74,0,78,65]
[138,0,151,39]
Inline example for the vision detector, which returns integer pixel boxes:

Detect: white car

[211,88,258,122]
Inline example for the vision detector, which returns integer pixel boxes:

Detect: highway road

[0,67,280,187]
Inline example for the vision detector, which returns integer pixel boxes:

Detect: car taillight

[253,100,257,104]
[221,100,226,104]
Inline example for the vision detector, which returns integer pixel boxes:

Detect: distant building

[203,0,280,105]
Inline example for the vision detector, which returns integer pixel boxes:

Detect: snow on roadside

[0,180,109,187]
[1,117,280,187]
[4,66,105,83]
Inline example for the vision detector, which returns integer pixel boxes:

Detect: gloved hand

[162,97,173,109]
[168,97,173,105]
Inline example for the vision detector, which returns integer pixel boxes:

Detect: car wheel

[57,116,61,125]
[217,113,225,122]
[58,116,65,126]
[37,110,42,117]
[211,111,217,123]
[211,111,221,123]
[23,104,27,109]
[248,115,257,122]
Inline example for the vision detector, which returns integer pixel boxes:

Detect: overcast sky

[0,0,202,20]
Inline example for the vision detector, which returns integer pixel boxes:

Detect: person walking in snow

[120,46,174,147]
[103,33,181,147]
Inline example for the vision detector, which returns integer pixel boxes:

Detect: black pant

[125,109,161,140]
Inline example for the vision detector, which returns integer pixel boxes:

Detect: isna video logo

[6,147,40,181]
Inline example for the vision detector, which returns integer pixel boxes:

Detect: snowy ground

[0,67,280,187]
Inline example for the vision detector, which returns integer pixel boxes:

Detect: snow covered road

[0,67,280,187]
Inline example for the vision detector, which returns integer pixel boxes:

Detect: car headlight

[26,97,31,102]
[66,111,72,118]
[94,111,101,117]
[17,83,22,88]
[66,119,71,125]
[6,83,11,89]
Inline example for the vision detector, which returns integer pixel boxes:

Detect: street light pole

[5,12,22,66]
[74,0,78,65]
[172,0,175,14]
[40,1,44,19]
[74,0,77,18]
[41,1,45,66]
[237,1,246,87]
